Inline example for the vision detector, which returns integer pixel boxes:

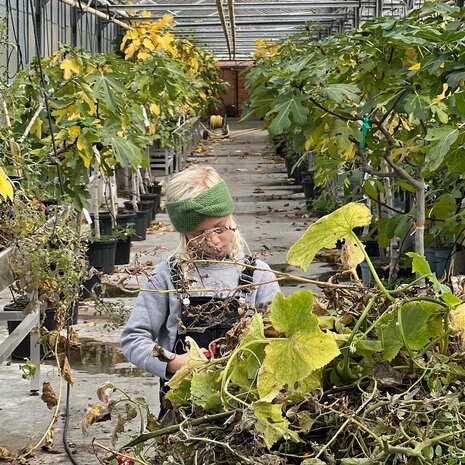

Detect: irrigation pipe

[57,0,132,30]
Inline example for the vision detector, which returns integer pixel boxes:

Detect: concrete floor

[0,119,335,464]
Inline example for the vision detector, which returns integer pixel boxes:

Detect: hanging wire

[6,0,24,77]
[28,0,65,197]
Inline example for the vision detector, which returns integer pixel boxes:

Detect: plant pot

[140,193,160,218]
[123,200,155,224]
[90,212,114,236]
[116,212,136,230]
[81,274,102,299]
[132,210,150,241]
[5,303,56,360]
[115,237,131,265]
[425,247,437,273]
[146,183,162,196]
[301,179,315,200]
[434,248,452,278]
[364,240,380,258]
[86,238,117,274]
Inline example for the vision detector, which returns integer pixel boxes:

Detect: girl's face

[185,216,237,258]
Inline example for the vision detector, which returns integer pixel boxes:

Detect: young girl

[120,165,279,383]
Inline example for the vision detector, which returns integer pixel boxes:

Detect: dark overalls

[158,256,256,415]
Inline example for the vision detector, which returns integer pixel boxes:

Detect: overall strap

[236,255,257,303]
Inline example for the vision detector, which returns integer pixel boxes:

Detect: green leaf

[190,370,222,411]
[164,378,191,405]
[258,291,340,397]
[424,127,459,171]
[252,401,300,448]
[230,315,266,390]
[109,137,146,168]
[286,203,372,271]
[319,84,360,104]
[381,301,443,361]
[267,94,309,136]
[406,252,432,276]
[404,93,429,121]
[446,71,465,89]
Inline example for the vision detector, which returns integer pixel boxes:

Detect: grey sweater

[120,257,280,379]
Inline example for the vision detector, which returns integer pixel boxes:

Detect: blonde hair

[166,165,247,261]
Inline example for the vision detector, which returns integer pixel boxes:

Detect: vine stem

[220,338,280,406]
[351,233,394,301]
[342,294,378,379]
[123,410,235,448]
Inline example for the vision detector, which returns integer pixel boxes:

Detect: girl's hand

[166,348,211,374]
[166,353,189,374]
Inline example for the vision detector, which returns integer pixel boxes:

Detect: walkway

[0,119,334,463]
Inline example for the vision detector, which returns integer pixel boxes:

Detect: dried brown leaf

[41,428,55,452]
[58,353,74,385]
[0,447,12,460]
[41,382,58,409]
[97,383,114,404]
[82,404,111,432]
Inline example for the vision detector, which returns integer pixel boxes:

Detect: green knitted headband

[165,179,234,233]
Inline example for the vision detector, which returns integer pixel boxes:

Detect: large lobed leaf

[257,291,340,398]
[286,203,372,271]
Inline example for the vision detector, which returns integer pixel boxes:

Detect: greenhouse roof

[104,0,423,60]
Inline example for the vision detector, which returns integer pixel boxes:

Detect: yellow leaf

[440,62,445,68]
[167,337,208,389]
[124,42,137,60]
[342,143,356,161]
[141,10,151,17]
[137,50,150,60]
[155,32,176,56]
[30,118,43,139]
[431,83,449,105]
[80,92,96,116]
[79,152,92,169]
[60,58,82,80]
[0,168,14,202]
[198,91,207,100]
[149,123,157,135]
[304,135,314,151]
[143,38,155,50]
[68,125,81,143]
[149,103,161,116]
[450,303,465,339]
[408,63,421,71]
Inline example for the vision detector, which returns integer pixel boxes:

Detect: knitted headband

[165,179,234,233]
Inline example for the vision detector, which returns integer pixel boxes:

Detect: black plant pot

[301,179,315,200]
[140,193,160,218]
[90,212,114,236]
[146,183,162,196]
[116,211,136,229]
[124,200,155,224]
[87,238,117,274]
[5,303,56,359]
[132,210,150,241]
[115,237,131,265]
[81,274,102,299]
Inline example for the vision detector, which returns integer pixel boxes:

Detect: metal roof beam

[105,1,363,10]
[126,17,344,24]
